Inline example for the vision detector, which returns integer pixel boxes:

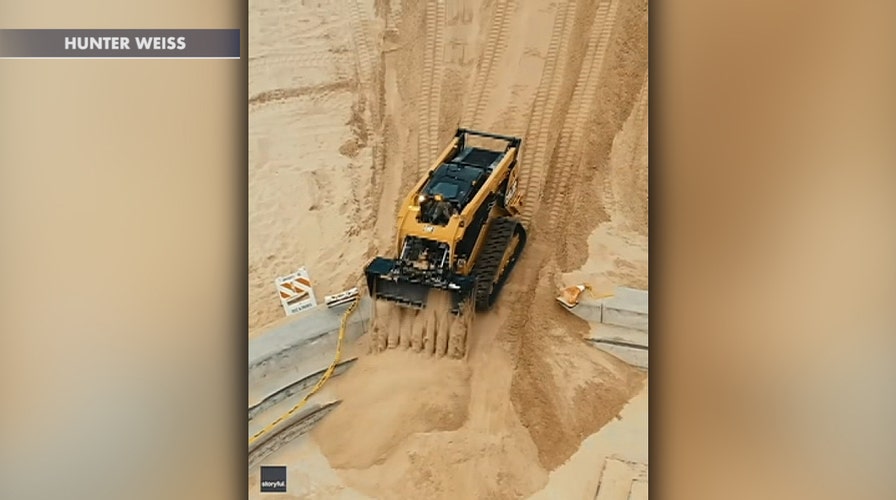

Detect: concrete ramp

[568,287,647,332]
[562,287,648,369]
[587,332,648,370]
[602,288,648,332]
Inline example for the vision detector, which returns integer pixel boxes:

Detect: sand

[369,289,473,358]
[249,0,648,497]
[248,0,376,334]
[530,380,648,499]
[314,350,472,469]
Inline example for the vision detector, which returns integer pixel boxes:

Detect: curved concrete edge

[249,297,372,392]
[248,400,341,470]
[248,358,358,421]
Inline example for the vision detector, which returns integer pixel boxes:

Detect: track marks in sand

[601,70,648,225]
[552,0,647,270]
[418,0,447,173]
[385,0,404,31]
[504,0,647,470]
[544,0,621,230]
[248,80,355,107]
[345,0,378,170]
[346,0,376,94]
[346,0,389,255]
[249,49,340,72]
[462,0,516,129]
[519,1,576,225]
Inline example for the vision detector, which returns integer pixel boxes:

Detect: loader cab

[417,146,502,226]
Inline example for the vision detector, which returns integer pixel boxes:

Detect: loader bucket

[365,257,430,310]
[371,279,431,310]
[364,256,475,313]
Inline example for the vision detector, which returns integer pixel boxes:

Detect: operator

[432,194,453,224]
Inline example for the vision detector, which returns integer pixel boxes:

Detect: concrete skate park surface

[248,297,371,406]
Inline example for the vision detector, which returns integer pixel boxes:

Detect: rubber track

[545,0,619,229]
[519,1,576,224]
[471,217,525,309]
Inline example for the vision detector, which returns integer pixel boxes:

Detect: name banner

[0,29,240,59]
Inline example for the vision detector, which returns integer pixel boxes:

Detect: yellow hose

[248,297,360,447]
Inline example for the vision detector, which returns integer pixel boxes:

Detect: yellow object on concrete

[556,284,592,308]
[556,283,615,308]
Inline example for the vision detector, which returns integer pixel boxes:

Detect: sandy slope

[248,0,375,334]
[249,0,648,497]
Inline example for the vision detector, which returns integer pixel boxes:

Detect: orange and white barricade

[275,267,317,315]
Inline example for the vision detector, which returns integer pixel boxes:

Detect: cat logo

[505,178,518,206]
[424,225,435,233]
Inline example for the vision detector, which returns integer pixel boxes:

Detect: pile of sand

[314,303,644,498]
[315,312,548,499]
[313,350,471,470]
[249,0,648,497]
